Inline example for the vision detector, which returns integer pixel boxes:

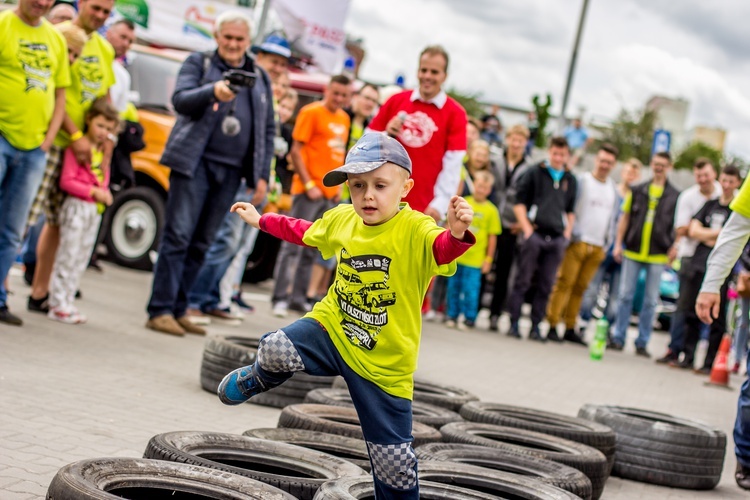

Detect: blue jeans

[146,159,242,318]
[0,135,47,306]
[612,257,663,348]
[734,297,750,366]
[187,181,261,311]
[580,252,621,324]
[736,352,750,466]
[446,264,482,322]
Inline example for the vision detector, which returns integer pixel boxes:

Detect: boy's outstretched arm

[433,195,476,265]
[447,195,473,238]
[231,202,313,247]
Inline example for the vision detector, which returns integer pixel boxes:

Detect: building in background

[689,126,727,153]
[646,95,689,153]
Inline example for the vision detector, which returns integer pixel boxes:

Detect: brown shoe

[146,314,185,336]
[176,315,206,335]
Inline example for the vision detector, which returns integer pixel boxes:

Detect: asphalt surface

[0,262,746,499]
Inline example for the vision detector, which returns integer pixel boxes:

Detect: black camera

[223,69,257,93]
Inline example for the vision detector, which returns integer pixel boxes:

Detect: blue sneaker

[217,364,266,405]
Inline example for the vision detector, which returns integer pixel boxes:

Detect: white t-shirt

[574,172,617,247]
[674,182,721,258]
[110,59,130,113]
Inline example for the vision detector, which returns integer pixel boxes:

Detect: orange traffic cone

[705,334,732,389]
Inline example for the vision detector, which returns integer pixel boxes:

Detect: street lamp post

[559,0,590,132]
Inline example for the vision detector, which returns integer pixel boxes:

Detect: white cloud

[343,0,750,157]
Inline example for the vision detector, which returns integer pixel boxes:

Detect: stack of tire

[199,335,335,408]
[578,404,726,490]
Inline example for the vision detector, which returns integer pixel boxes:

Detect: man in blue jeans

[145,11,275,336]
[185,35,289,323]
[610,152,680,356]
[0,0,70,326]
[696,176,750,491]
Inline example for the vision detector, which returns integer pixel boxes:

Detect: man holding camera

[145,11,275,336]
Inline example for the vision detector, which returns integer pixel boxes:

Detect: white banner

[114,0,254,52]
[272,0,351,74]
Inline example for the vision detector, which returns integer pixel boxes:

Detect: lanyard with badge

[545,160,564,189]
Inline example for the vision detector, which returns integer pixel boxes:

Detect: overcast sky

[342,0,750,159]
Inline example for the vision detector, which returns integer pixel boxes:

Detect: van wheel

[105,187,164,271]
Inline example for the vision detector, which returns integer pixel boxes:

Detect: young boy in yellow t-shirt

[219,133,475,499]
[446,170,501,330]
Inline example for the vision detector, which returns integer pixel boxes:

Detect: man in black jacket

[145,11,275,336]
[610,152,680,356]
[506,137,577,340]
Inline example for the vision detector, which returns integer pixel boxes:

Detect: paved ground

[0,262,746,499]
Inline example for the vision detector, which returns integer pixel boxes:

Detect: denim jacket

[160,50,275,187]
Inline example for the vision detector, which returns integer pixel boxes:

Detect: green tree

[599,107,657,164]
[447,87,484,119]
[674,142,724,171]
[532,94,552,148]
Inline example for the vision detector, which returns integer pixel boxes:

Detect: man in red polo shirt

[368,45,467,221]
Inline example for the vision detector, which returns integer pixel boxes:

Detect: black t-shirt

[689,199,732,274]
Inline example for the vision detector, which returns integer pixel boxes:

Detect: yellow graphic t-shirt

[459,196,502,268]
[303,204,456,399]
[0,11,70,150]
[731,177,750,219]
[90,147,106,214]
[622,184,667,264]
[54,27,115,148]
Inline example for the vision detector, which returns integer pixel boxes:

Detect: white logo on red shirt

[398,111,438,148]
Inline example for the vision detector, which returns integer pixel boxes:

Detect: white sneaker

[272,301,289,318]
[445,319,457,329]
[48,307,86,324]
[424,310,437,322]
[457,321,468,331]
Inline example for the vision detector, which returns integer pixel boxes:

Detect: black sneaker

[656,350,678,364]
[506,323,521,339]
[736,462,750,490]
[564,328,588,346]
[529,326,546,343]
[694,366,711,376]
[635,347,651,358]
[607,339,624,351]
[488,315,499,332]
[0,305,22,326]
[27,294,49,314]
[669,358,693,370]
[464,319,475,329]
[546,326,563,342]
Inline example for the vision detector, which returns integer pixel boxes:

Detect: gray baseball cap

[323,133,412,187]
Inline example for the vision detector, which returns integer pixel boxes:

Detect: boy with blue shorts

[219,133,475,498]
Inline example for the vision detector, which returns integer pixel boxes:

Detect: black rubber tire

[143,431,366,500]
[416,442,593,500]
[46,457,296,499]
[330,377,478,412]
[577,404,726,490]
[418,460,585,500]
[440,421,608,500]
[460,402,616,456]
[303,388,463,428]
[203,336,260,367]
[278,404,442,447]
[313,477,505,500]
[249,391,305,409]
[412,378,479,411]
[243,428,371,471]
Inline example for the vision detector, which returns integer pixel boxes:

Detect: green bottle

[589,318,608,360]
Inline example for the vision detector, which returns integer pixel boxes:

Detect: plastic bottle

[590,318,608,360]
